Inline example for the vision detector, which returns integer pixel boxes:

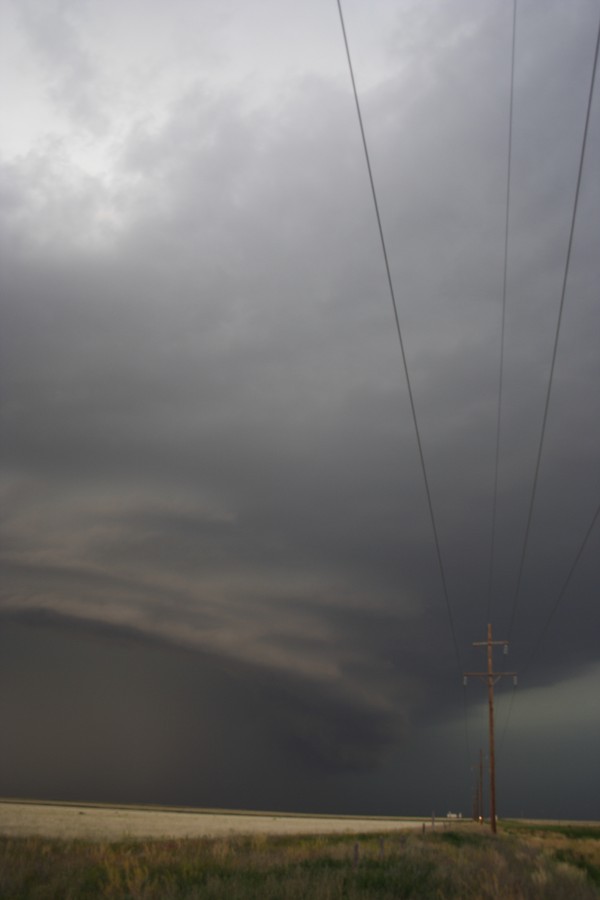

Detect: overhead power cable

[335,0,462,673]
[487,0,518,626]
[506,9,600,641]
[498,680,517,751]
[524,497,600,676]
[499,496,600,750]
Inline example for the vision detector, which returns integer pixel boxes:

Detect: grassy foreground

[1,822,599,899]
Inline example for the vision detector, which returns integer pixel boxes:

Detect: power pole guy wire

[335,0,462,673]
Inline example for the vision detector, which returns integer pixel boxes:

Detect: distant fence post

[353,842,359,869]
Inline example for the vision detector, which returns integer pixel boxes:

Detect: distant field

[0,799,428,841]
[1,819,599,899]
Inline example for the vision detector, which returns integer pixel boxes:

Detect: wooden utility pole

[464,624,516,834]
[472,749,484,822]
[479,748,484,822]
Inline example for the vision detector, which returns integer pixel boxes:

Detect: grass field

[1,821,599,898]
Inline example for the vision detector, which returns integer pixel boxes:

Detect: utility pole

[472,749,483,822]
[479,748,484,823]
[464,623,517,834]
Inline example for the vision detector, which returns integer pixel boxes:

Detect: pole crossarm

[464,671,517,679]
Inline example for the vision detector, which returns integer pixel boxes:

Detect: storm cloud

[1,0,599,818]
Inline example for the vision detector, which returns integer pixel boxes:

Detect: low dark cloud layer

[1,0,599,818]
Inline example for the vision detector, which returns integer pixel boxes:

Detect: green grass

[553,849,600,888]
[1,825,599,899]
[501,821,600,894]
[503,822,600,841]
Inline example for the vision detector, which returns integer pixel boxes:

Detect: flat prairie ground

[0,800,424,840]
[0,804,599,899]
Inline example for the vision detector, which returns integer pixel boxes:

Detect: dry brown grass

[0,823,598,899]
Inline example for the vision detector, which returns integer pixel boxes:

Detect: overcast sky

[1,0,599,820]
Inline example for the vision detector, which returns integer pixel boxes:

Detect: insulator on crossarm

[513,675,518,686]
[503,644,508,655]
[463,676,468,687]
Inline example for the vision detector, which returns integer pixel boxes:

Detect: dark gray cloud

[1,0,599,818]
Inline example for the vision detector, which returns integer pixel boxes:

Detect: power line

[499,496,600,750]
[506,8,600,641]
[498,679,517,751]
[487,0,518,626]
[335,0,462,674]
[524,497,600,676]
[462,681,472,774]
